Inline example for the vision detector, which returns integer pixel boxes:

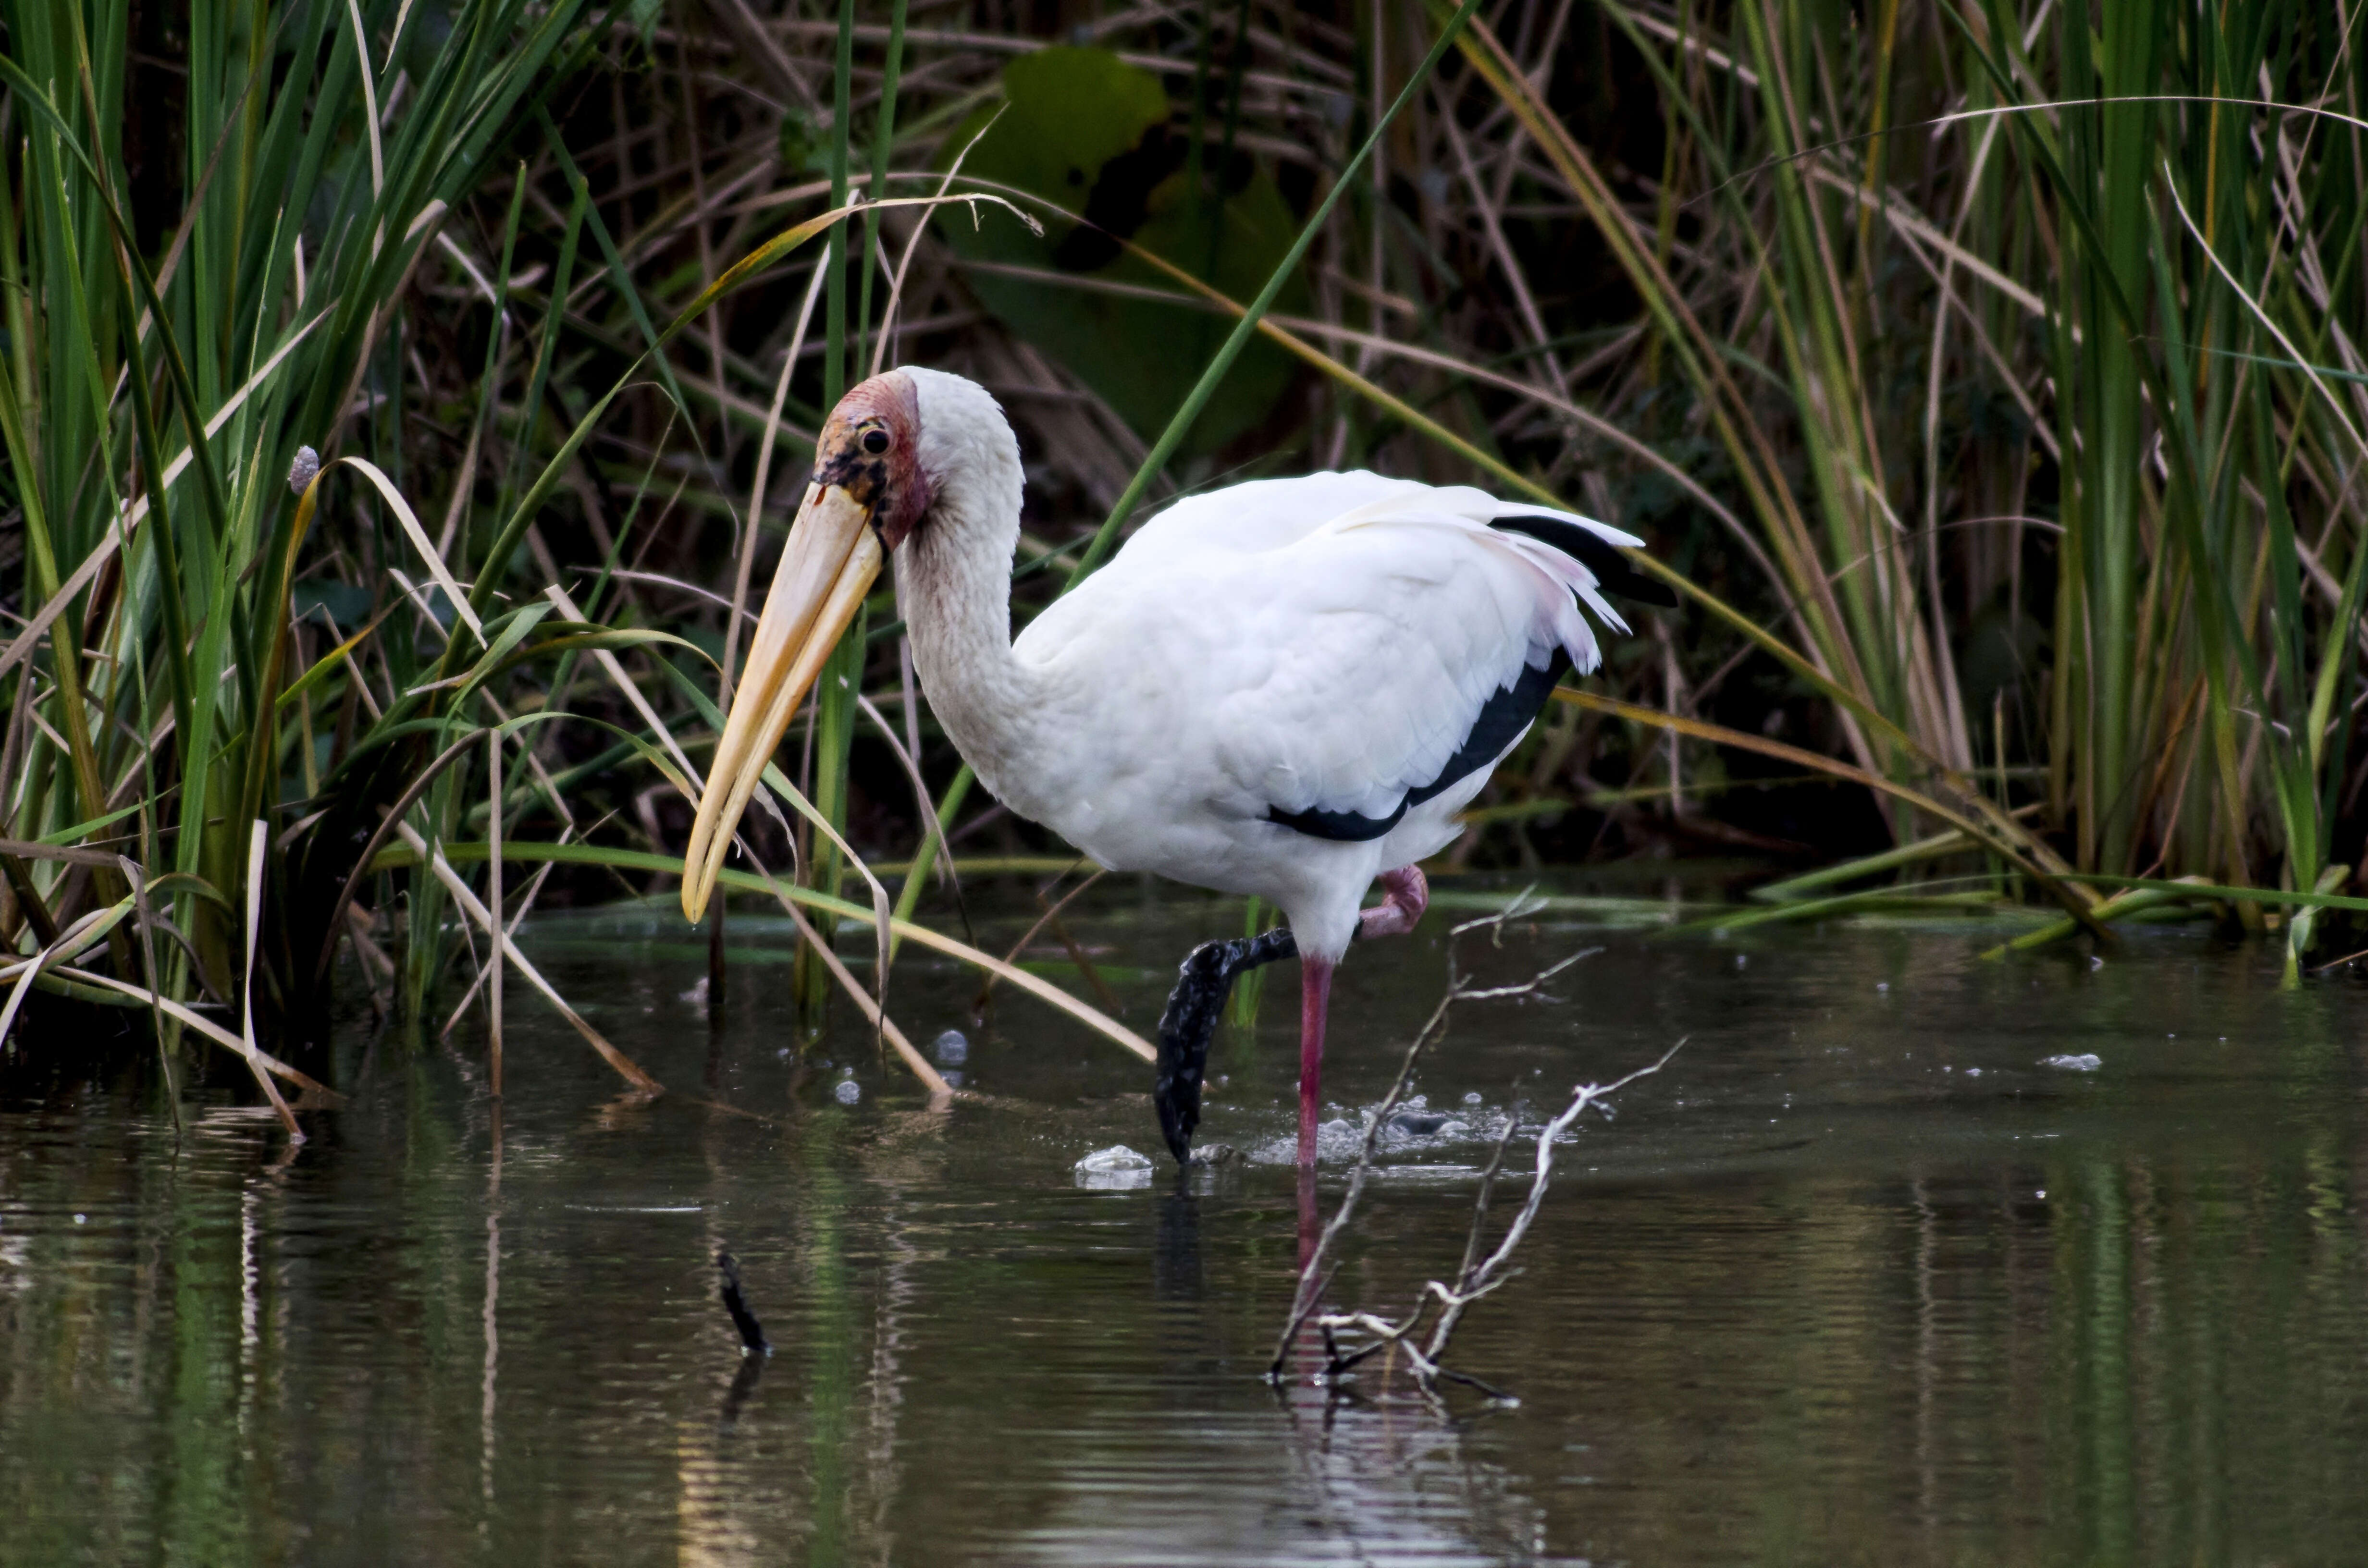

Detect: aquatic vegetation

[2,0,2366,1094]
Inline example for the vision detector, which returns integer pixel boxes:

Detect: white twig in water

[1268,892,1679,1400]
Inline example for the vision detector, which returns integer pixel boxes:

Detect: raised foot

[1356,864,1429,941]
[1153,927,1298,1165]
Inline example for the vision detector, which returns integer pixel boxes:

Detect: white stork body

[683,367,1653,1169]
[910,460,1636,961]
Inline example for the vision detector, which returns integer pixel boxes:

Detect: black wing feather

[1266,651,1569,842]
[1264,514,1662,846]
[1491,515,1679,608]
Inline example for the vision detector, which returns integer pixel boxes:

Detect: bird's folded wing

[1022,508,1604,832]
[1201,520,1566,825]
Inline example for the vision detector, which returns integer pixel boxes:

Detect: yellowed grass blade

[391,820,662,1093]
[0,897,135,1047]
[1550,690,2113,943]
[542,583,900,999]
[766,890,953,1099]
[376,839,1161,1065]
[239,820,302,1138]
[0,308,329,687]
[53,965,335,1101]
[850,906,1156,1063]
[486,729,505,1095]
[341,455,486,646]
[442,846,561,1040]
[722,259,828,706]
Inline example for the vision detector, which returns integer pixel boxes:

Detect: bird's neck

[898,453,1047,801]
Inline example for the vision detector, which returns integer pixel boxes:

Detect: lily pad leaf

[939,47,1308,455]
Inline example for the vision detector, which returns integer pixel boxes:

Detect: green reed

[6,0,2366,1088]
[1545,0,2368,967]
[0,0,604,1044]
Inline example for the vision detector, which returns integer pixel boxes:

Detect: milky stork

[679,368,1670,1168]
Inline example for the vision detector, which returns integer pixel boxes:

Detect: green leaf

[938,47,1307,454]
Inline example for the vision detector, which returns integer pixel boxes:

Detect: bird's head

[810,368,936,551]
[679,368,990,923]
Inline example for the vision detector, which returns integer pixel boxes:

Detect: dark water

[4,884,2367,1565]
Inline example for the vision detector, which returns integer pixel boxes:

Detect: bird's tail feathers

[1323,482,1643,548]
[1320,492,1630,672]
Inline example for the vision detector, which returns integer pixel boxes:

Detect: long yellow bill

[681,482,881,923]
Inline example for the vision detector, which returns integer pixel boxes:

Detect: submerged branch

[1284,1032,1681,1403]
[1268,892,1624,1385]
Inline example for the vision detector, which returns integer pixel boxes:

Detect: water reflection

[717,1351,766,1429]
[2,909,2366,1564]
[1155,1187,1203,1301]
[481,1102,500,1512]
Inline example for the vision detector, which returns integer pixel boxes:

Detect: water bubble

[1463,1091,1483,1106]
[72,1213,86,1225]
[2041,1053,2103,1072]
[1876,981,1889,992]
[1073,1145,1153,1190]
[1313,1118,1363,1158]
[833,1079,862,1106]
[931,1029,969,1066]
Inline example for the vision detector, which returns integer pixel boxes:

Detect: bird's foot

[1355,864,1429,941]
[1154,927,1297,1165]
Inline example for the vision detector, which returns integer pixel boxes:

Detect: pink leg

[1358,864,1429,940]
[1293,869,1429,1171]
[1297,955,1333,1168]
[1290,869,1429,1260]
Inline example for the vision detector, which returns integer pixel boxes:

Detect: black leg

[1154,927,1298,1164]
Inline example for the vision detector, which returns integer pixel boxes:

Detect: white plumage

[899,370,1640,961]
[685,366,1655,1168]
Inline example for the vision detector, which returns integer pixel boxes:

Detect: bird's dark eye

[862,428,890,455]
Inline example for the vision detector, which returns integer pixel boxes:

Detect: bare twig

[1268,891,1607,1382]
[1288,1033,1681,1402]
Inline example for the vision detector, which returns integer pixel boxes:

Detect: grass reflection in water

[1,900,2364,1566]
